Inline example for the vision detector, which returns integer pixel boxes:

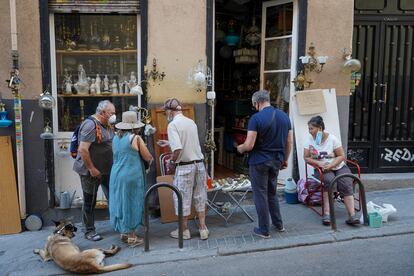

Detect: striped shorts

[172,162,207,216]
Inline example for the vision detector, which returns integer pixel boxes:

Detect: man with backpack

[73,100,116,241]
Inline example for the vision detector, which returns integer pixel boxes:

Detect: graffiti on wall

[381,148,414,163]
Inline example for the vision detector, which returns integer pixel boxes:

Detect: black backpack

[69,116,102,159]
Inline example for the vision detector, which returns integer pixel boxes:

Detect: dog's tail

[99,263,133,273]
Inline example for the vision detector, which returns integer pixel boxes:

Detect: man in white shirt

[158,98,209,240]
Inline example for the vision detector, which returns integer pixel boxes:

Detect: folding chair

[305,159,362,216]
[159,152,176,176]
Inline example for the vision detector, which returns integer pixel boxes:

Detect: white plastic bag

[366,201,397,222]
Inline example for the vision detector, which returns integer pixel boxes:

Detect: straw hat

[115,111,144,130]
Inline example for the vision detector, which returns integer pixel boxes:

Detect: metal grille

[349,24,377,142]
[48,1,140,14]
[379,24,414,141]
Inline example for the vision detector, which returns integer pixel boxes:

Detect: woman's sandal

[127,236,144,248]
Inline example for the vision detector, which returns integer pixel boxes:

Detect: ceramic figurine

[128,71,137,89]
[103,75,110,93]
[123,77,130,94]
[95,74,101,94]
[90,78,96,94]
[111,80,118,94]
[74,64,89,94]
[63,69,72,94]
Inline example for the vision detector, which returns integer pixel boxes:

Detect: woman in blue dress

[110,111,153,247]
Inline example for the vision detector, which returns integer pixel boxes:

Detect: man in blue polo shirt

[237,90,292,238]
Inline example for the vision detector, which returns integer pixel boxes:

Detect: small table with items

[207,176,254,224]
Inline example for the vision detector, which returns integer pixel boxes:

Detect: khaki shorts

[172,162,207,216]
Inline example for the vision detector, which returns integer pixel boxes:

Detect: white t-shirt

[303,132,345,170]
[167,114,204,163]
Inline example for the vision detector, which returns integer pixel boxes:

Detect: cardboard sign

[295,89,327,115]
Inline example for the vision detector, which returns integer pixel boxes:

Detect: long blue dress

[109,133,145,233]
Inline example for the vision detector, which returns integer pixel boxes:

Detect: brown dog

[34,219,132,274]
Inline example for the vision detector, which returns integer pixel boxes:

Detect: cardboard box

[156,175,196,223]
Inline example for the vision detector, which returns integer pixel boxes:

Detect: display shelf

[57,94,137,98]
[232,127,248,132]
[56,49,137,55]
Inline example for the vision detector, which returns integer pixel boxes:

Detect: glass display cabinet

[51,13,140,132]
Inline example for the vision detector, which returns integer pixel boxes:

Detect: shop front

[46,1,142,206]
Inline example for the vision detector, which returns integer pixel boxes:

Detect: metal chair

[304,159,361,216]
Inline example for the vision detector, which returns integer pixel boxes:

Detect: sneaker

[84,231,102,241]
[253,227,270,239]
[345,214,360,226]
[170,228,191,240]
[199,228,209,240]
[322,214,331,226]
[274,225,286,232]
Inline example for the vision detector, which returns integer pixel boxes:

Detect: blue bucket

[285,191,299,204]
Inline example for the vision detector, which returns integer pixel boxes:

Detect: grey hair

[95,100,112,114]
[252,90,270,104]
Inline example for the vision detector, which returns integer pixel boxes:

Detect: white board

[291,88,341,180]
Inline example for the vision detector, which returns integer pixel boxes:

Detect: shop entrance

[213,0,297,180]
[348,2,414,173]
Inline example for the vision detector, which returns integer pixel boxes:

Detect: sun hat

[115,111,145,130]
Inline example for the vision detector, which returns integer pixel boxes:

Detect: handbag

[131,134,151,171]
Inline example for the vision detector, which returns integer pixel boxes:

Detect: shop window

[51,14,139,132]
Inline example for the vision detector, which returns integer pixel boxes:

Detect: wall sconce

[299,43,328,73]
[187,60,213,92]
[292,70,313,91]
[40,119,55,140]
[144,58,166,83]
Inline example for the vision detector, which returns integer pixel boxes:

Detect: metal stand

[144,182,183,252]
[328,173,368,231]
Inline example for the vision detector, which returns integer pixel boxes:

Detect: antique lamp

[342,50,361,74]
[299,43,328,73]
[40,119,55,139]
[188,60,213,92]
[38,90,56,110]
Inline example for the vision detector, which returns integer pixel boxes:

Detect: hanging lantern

[224,20,240,46]
[38,90,56,110]
[40,120,55,139]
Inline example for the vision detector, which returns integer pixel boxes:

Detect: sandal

[345,214,360,226]
[127,236,144,248]
[85,232,103,241]
[322,215,331,226]
[120,234,128,243]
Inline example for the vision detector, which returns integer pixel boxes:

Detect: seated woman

[303,116,359,226]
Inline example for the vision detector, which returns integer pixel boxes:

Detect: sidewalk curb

[130,223,414,266]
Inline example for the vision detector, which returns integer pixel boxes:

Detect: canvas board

[291,88,341,180]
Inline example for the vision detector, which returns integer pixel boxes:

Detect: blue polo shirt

[247,106,291,165]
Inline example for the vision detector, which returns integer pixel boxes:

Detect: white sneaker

[170,228,191,240]
[199,228,209,240]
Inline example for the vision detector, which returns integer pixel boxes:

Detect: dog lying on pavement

[34,219,132,274]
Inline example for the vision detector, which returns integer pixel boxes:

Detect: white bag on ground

[366,201,397,222]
